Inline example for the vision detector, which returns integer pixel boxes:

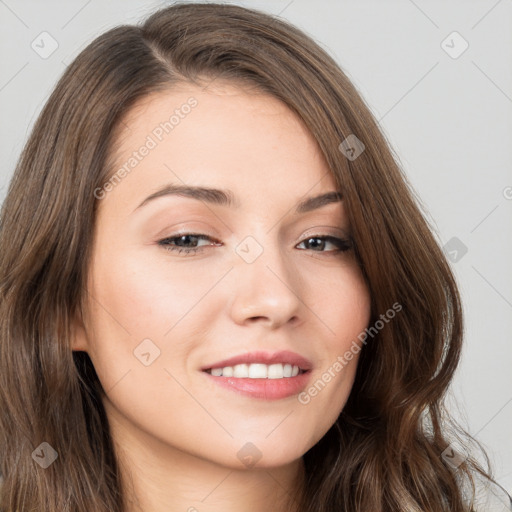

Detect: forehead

[102,82,337,213]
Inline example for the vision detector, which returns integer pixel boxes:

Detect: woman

[0,2,509,511]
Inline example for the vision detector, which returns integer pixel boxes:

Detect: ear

[70,305,89,352]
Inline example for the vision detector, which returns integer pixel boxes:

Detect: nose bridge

[229,230,302,326]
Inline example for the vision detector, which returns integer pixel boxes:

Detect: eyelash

[157,233,352,256]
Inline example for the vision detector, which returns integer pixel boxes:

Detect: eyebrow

[133,183,343,214]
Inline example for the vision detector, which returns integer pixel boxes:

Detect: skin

[72,81,371,512]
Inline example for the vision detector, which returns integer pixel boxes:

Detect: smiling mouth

[203,362,308,379]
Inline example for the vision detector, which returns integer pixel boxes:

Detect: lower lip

[202,370,312,400]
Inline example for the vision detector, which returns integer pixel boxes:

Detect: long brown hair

[0,2,495,510]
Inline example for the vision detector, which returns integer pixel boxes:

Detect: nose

[228,237,303,329]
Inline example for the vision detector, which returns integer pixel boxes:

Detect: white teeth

[248,364,267,378]
[233,364,249,378]
[206,362,304,379]
[267,363,283,379]
[222,366,233,377]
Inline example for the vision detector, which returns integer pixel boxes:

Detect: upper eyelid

[159,223,351,239]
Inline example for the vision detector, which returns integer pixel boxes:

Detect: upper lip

[201,350,313,372]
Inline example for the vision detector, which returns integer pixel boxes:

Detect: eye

[157,233,220,255]
[157,233,352,256]
[296,235,352,253]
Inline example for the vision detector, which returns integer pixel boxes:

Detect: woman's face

[73,82,371,469]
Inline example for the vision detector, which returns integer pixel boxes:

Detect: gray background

[1,0,511,493]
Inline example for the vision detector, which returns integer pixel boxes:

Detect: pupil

[179,235,196,246]
[309,237,322,249]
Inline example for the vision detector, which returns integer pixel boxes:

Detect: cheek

[297,265,370,424]
[83,246,230,386]
[312,262,371,350]
[88,246,224,337]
